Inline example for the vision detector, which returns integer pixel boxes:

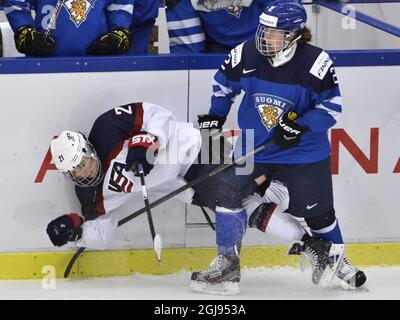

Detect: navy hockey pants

[185,156,335,220]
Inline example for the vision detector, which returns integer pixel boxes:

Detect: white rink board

[314,4,400,50]
[0,70,189,252]
[332,67,400,243]
[0,65,399,252]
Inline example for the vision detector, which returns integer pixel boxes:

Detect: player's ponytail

[299,27,312,44]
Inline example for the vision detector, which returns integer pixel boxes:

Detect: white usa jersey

[75,102,201,249]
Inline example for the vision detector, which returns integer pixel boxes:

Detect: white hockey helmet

[50,131,103,187]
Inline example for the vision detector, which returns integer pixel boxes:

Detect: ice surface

[0,266,399,300]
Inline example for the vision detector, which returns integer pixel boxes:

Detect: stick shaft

[118,141,269,226]
[45,0,64,38]
[138,164,156,240]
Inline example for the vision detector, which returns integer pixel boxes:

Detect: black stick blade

[64,247,86,278]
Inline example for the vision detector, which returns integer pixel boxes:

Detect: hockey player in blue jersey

[4,0,134,56]
[165,0,272,53]
[190,0,366,293]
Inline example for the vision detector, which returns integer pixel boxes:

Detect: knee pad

[304,210,336,230]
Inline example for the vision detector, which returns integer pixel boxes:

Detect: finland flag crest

[253,94,294,131]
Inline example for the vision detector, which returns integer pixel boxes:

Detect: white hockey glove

[264,180,290,211]
[243,180,289,214]
[243,192,264,216]
[245,180,294,234]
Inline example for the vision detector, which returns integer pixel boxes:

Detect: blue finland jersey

[210,41,342,164]
[4,0,134,56]
[165,0,271,53]
[128,0,159,54]
[132,0,159,27]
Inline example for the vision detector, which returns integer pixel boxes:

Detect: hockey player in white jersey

[47,102,202,250]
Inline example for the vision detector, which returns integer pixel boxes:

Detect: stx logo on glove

[128,134,158,150]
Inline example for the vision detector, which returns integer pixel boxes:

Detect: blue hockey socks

[215,207,247,256]
[311,219,344,244]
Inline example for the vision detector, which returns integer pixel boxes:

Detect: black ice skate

[288,234,345,287]
[190,254,241,295]
[334,257,367,289]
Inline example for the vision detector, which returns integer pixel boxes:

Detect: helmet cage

[65,139,103,187]
[256,24,298,57]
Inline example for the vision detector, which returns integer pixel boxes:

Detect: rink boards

[2,243,400,280]
[0,52,399,278]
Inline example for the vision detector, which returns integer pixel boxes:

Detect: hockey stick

[199,205,215,231]
[63,141,270,278]
[137,163,162,264]
[117,142,270,226]
[44,0,64,39]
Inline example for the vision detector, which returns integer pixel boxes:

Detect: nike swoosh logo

[243,68,256,74]
[283,135,297,141]
[306,203,318,210]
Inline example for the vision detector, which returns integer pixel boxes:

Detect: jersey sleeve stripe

[329,96,342,106]
[167,17,202,30]
[132,102,144,134]
[106,4,134,14]
[212,80,234,98]
[315,101,342,122]
[168,25,203,38]
[3,5,25,14]
[169,33,205,46]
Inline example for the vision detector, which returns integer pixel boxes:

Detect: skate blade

[190,280,240,295]
[340,281,369,291]
[319,244,345,288]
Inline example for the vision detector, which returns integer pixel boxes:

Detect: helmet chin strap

[267,35,301,68]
